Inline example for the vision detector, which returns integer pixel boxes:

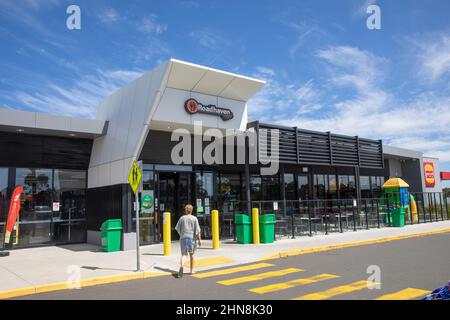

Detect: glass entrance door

[157,172,193,240]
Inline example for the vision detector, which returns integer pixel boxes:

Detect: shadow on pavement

[154,266,179,279]
[81,266,134,272]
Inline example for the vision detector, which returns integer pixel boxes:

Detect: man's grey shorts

[180,238,197,255]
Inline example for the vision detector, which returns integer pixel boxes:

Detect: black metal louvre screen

[255,124,384,169]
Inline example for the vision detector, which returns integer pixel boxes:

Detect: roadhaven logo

[184,98,234,121]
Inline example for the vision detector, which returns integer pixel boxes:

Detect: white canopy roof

[166,59,266,102]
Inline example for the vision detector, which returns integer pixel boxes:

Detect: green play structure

[382,178,411,227]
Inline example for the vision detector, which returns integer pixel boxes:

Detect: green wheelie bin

[234,214,253,244]
[392,208,405,227]
[100,219,123,252]
[259,214,276,243]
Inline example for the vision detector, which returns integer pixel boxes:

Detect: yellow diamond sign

[128,161,142,194]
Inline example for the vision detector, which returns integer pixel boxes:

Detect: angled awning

[165,59,266,102]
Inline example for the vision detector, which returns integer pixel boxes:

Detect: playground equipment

[409,193,419,223]
[382,178,410,227]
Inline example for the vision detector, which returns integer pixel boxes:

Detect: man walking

[175,204,202,278]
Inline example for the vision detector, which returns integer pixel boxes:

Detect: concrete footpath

[1,221,450,298]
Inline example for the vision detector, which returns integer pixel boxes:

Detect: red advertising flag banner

[4,186,23,245]
[423,162,436,188]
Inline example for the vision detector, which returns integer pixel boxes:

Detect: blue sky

[1,0,450,185]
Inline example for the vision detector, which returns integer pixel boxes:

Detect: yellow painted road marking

[218,268,303,286]
[193,263,274,279]
[375,288,430,300]
[185,256,234,268]
[260,228,450,261]
[0,271,171,300]
[249,274,339,294]
[293,280,380,300]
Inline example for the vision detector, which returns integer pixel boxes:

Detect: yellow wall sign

[128,161,142,194]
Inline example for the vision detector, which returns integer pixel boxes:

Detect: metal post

[364,199,369,230]
[376,199,380,229]
[352,199,357,231]
[387,196,391,227]
[308,201,313,237]
[135,195,141,271]
[439,193,444,221]
[324,200,328,235]
[291,202,295,239]
[445,194,450,220]
[245,136,251,217]
[338,200,343,233]
[422,193,427,223]
[429,193,434,222]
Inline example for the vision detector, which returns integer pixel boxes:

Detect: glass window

[143,171,155,191]
[328,175,338,199]
[339,175,349,199]
[0,168,8,246]
[16,168,53,221]
[53,169,87,243]
[371,176,384,197]
[0,168,8,223]
[348,175,356,198]
[298,175,309,201]
[219,174,241,202]
[250,175,262,201]
[284,174,296,200]
[196,172,214,198]
[15,168,53,246]
[53,170,86,218]
[314,174,327,200]
[360,176,371,198]
[262,175,280,200]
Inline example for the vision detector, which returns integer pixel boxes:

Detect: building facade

[0,59,445,249]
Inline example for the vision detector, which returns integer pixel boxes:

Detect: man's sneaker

[178,267,184,278]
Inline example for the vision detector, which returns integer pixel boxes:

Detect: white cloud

[248,68,323,122]
[138,14,167,34]
[249,45,450,166]
[415,35,450,82]
[99,8,119,24]
[10,69,143,118]
[189,29,231,50]
[289,22,322,59]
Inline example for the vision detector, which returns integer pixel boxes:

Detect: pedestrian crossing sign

[128,161,142,194]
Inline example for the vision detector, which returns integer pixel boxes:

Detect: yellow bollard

[252,208,260,245]
[163,212,171,256]
[211,210,220,250]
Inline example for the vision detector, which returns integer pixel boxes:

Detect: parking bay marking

[375,288,430,300]
[193,263,275,279]
[249,273,340,294]
[217,268,303,286]
[292,280,381,300]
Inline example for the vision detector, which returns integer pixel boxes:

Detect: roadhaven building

[0,59,446,249]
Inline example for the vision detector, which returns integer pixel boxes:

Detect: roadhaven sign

[184,98,234,121]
